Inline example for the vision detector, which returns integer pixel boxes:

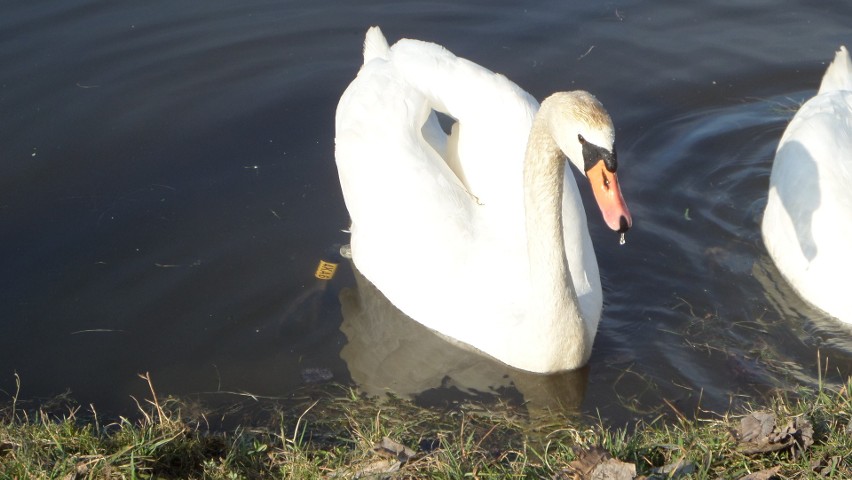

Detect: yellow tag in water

[314,260,338,280]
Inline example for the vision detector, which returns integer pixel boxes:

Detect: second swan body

[763,46,852,324]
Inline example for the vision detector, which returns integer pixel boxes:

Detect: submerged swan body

[762,46,852,324]
[335,27,631,372]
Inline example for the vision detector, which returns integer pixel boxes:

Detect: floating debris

[299,367,333,384]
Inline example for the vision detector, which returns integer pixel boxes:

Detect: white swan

[334,27,632,373]
[763,46,852,324]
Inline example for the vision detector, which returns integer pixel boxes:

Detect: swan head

[544,91,633,233]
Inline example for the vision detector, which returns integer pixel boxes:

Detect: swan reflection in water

[753,253,852,359]
[338,263,589,416]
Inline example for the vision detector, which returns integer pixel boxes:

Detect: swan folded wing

[388,38,539,211]
[337,61,470,214]
[561,177,601,327]
[818,46,852,95]
[801,97,852,320]
[778,93,852,233]
[335,57,488,321]
[807,93,852,258]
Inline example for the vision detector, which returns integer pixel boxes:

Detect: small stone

[591,458,636,480]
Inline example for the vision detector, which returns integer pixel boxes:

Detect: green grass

[1,373,851,479]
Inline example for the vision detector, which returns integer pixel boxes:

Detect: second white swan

[335,27,632,373]
[763,46,852,324]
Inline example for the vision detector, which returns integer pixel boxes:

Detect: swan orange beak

[587,159,632,232]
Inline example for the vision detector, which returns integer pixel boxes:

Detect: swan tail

[818,46,852,94]
[363,26,390,64]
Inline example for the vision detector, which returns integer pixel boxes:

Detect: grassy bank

[1,373,850,479]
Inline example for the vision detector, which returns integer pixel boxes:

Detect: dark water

[3,1,852,424]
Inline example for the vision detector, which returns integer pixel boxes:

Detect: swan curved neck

[523,105,589,368]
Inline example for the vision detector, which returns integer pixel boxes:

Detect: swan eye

[578,134,586,144]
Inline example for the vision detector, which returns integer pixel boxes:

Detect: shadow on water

[754,253,852,359]
[339,263,589,417]
[768,140,821,261]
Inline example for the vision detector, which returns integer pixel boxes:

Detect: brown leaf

[650,457,695,478]
[567,446,613,477]
[736,412,813,456]
[372,437,416,462]
[738,412,776,443]
[738,465,781,480]
[350,458,401,479]
[811,455,843,476]
[791,416,814,451]
[555,446,637,480]
[739,436,794,455]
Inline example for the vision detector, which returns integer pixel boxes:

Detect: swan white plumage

[763,46,852,324]
[335,27,632,373]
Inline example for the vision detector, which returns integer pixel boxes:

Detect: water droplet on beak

[619,232,626,246]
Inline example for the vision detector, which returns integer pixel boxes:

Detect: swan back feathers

[363,26,390,63]
[818,46,852,95]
